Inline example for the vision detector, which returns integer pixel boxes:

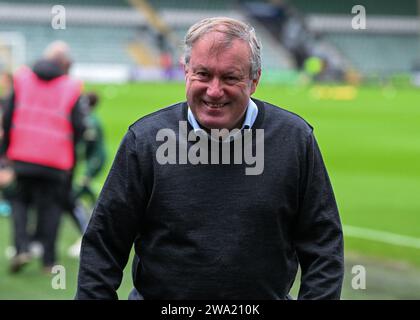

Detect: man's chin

[199,119,231,131]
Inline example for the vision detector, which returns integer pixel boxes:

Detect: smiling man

[76,17,344,300]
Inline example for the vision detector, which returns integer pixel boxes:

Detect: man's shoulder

[128,102,185,134]
[255,99,313,134]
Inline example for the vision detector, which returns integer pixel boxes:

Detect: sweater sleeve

[294,132,344,300]
[76,129,146,299]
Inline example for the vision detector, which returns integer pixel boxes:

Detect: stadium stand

[325,34,420,76]
[288,0,418,16]
[244,0,420,78]
[0,0,294,82]
[0,0,131,7]
[147,0,233,10]
[0,22,136,65]
[0,0,419,81]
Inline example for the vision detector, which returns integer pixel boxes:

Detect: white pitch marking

[344,225,420,249]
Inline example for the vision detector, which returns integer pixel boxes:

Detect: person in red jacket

[1,41,85,273]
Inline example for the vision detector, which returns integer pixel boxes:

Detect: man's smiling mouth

[203,100,228,109]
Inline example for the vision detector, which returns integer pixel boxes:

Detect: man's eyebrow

[224,70,243,75]
[192,65,209,71]
[191,65,244,75]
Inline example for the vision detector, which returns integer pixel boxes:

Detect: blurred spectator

[0,72,13,105]
[0,72,14,218]
[1,41,85,273]
[76,91,106,205]
[0,72,13,140]
[303,55,324,82]
[67,91,106,258]
[160,51,174,80]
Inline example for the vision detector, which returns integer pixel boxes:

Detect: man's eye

[196,72,209,78]
[225,76,239,83]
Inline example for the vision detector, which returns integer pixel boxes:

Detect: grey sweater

[76,98,344,300]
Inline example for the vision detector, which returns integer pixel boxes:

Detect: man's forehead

[195,28,229,41]
[191,63,243,74]
[193,31,248,51]
[191,34,250,61]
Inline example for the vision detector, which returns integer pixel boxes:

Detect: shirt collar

[187,99,258,132]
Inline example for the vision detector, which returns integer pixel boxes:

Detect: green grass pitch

[0,82,419,299]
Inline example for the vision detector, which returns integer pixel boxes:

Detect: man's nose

[206,78,224,99]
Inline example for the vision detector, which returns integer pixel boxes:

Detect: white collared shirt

[187,99,259,132]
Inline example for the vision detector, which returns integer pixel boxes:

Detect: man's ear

[250,69,261,95]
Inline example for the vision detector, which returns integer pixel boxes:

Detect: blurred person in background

[0,72,14,218]
[0,72,13,144]
[76,91,106,206]
[25,91,105,260]
[0,72,13,110]
[0,41,85,273]
[76,17,343,300]
[67,91,106,258]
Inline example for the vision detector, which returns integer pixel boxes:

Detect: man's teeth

[205,101,225,108]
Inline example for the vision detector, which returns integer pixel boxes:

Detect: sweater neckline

[181,98,265,131]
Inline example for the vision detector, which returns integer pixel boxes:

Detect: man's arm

[0,91,15,156]
[76,129,146,299]
[293,132,344,299]
[71,98,86,147]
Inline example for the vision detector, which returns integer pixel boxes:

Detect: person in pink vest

[1,41,86,273]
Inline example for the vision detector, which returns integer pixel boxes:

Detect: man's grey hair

[42,40,73,73]
[43,40,71,61]
[183,17,262,80]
